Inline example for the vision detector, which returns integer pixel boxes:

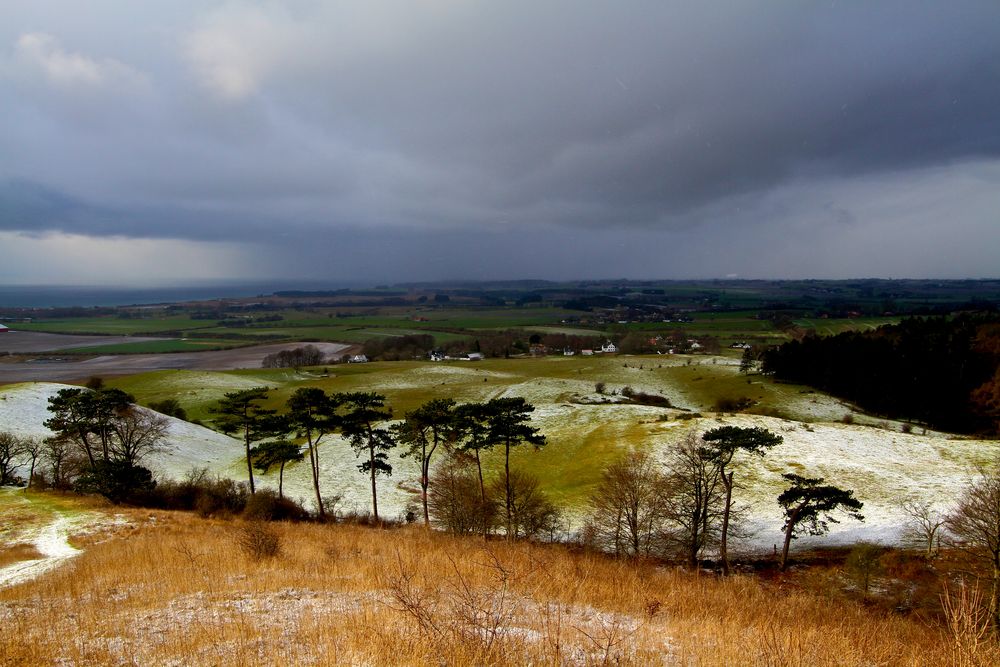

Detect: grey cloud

[0,1,999,281]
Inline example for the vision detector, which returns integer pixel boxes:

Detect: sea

[0,281,359,309]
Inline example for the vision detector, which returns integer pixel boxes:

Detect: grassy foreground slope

[2,504,994,666]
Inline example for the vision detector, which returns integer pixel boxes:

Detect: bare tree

[428,455,496,535]
[585,450,670,557]
[945,463,1000,632]
[901,499,945,559]
[109,408,170,467]
[0,432,27,485]
[43,436,76,489]
[662,433,725,568]
[22,437,42,489]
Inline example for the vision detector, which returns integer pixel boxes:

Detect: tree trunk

[370,444,379,521]
[475,450,487,538]
[244,426,255,494]
[309,435,324,519]
[720,471,734,576]
[780,507,801,571]
[475,450,485,502]
[504,440,512,539]
[421,461,430,528]
[278,461,285,499]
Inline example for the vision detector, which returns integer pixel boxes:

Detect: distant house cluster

[429,350,485,362]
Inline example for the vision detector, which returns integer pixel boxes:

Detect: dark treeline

[762,314,1000,434]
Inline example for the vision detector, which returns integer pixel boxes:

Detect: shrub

[237,521,282,561]
[491,469,562,540]
[714,396,754,413]
[845,542,885,596]
[429,458,497,535]
[149,398,187,421]
[242,489,308,521]
[145,469,249,516]
[841,413,855,425]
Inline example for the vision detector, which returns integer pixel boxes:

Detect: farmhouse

[348,354,369,363]
[600,341,617,353]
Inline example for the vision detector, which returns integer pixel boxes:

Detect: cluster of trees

[261,344,326,369]
[360,330,608,362]
[362,334,436,361]
[212,389,552,537]
[0,432,42,486]
[584,426,865,573]
[762,314,1000,433]
[4,388,173,502]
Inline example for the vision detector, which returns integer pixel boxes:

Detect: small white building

[600,341,618,353]
[348,354,369,363]
[467,352,485,361]
[581,349,594,356]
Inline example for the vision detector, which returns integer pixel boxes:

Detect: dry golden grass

[1,507,998,666]
[0,544,44,569]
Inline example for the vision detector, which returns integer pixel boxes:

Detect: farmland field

[59,339,251,354]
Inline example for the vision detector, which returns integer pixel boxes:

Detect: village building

[348,354,369,363]
[600,341,618,353]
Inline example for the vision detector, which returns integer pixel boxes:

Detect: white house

[600,341,618,353]
[348,354,369,363]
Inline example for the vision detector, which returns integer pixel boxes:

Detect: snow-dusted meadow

[3,374,998,554]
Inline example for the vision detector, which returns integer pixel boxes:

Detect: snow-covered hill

[3,381,999,553]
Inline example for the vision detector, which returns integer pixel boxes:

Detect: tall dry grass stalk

[1,507,998,665]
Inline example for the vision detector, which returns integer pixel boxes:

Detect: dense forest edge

[762,313,1000,434]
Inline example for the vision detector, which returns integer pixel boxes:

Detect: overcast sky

[2,1,999,285]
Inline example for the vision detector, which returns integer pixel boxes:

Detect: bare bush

[237,521,282,561]
[429,457,497,535]
[584,450,670,557]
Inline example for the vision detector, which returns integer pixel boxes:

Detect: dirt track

[0,341,355,384]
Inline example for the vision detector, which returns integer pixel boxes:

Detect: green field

[15,316,213,335]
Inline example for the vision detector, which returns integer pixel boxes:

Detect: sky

[1,1,999,286]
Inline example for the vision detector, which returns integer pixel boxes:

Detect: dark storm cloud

[1,1,999,281]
